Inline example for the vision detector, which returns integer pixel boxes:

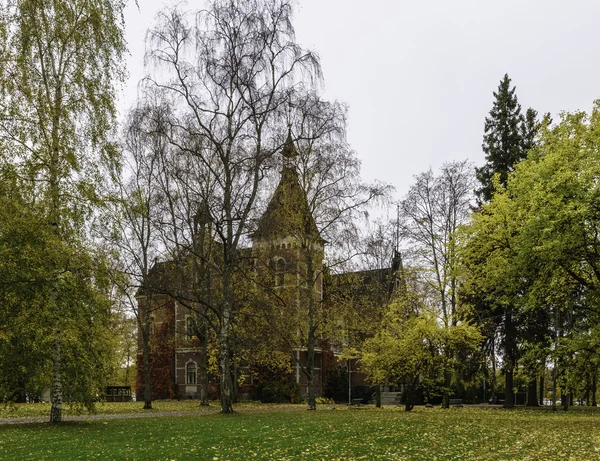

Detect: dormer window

[274,258,285,287]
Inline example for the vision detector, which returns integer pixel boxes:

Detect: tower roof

[281,129,297,161]
[253,136,322,243]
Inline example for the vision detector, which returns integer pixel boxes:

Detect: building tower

[251,131,325,396]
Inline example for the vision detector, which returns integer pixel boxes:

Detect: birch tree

[255,92,389,410]
[400,160,475,407]
[0,0,126,422]
[144,0,321,413]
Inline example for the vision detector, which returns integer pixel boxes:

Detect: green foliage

[0,167,118,406]
[361,297,482,408]
[462,100,600,408]
[0,0,127,417]
[475,74,538,204]
[253,365,301,404]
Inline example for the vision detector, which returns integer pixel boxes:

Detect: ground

[1,402,600,460]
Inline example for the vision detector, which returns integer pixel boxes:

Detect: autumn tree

[399,160,475,407]
[460,183,523,407]
[504,104,600,408]
[361,292,481,411]
[461,102,600,409]
[105,102,174,410]
[255,92,388,410]
[400,161,475,328]
[144,0,321,413]
[0,0,126,422]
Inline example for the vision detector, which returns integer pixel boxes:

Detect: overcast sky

[121,0,600,201]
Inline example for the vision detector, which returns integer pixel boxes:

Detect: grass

[0,400,287,419]
[2,404,600,460]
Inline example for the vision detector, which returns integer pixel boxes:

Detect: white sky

[121,0,600,200]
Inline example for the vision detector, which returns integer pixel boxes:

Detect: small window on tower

[186,316,195,341]
[274,258,285,287]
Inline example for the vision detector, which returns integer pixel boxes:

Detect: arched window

[274,258,285,287]
[186,362,197,384]
[186,316,195,341]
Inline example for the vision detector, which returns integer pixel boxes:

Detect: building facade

[136,134,330,400]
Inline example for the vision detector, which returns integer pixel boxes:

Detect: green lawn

[2,405,600,460]
[0,400,285,419]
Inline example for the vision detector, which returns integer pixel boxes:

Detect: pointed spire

[194,200,210,230]
[282,126,297,164]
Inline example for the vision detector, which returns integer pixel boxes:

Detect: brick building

[136,134,398,401]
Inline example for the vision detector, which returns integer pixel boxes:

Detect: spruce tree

[475,74,538,205]
[521,107,539,154]
[473,74,540,408]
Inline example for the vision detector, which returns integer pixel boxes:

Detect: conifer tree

[475,74,538,205]
[473,74,541,408]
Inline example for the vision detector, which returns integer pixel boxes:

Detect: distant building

[136,134,400,401]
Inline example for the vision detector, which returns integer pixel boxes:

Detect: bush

[253,366,300,403]
[324,366,348,403]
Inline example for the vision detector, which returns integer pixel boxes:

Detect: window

[186,362,197,384]
[186,316,195,341]
[274,258,285,287]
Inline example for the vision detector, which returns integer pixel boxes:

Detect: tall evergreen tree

[475,74,538,205]
[471,74,540,408]
[521,107,539,154]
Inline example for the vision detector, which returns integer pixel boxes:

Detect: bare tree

[400,160,475,407]
[144,0,321,413]
[105,102,173,409]
[251,91,390,410]
[400,160,475,327]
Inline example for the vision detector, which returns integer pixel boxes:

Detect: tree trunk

[142,327,152,410]
[552,365,558,411]
[199,321,209,406]
[526,377,538,406]
[592,372,597,407]
[306,320,316,410]
[504,368,514,408]
[49,82,63,424]
[490,337,497,404]
[539,374,544,406]
[231,364,238,404]
[219,306,233,413]
[503,308,515,409]
[561,389,569,411]
[50,336,63,423]
[375,385,381,408]
[196,215,210,407]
